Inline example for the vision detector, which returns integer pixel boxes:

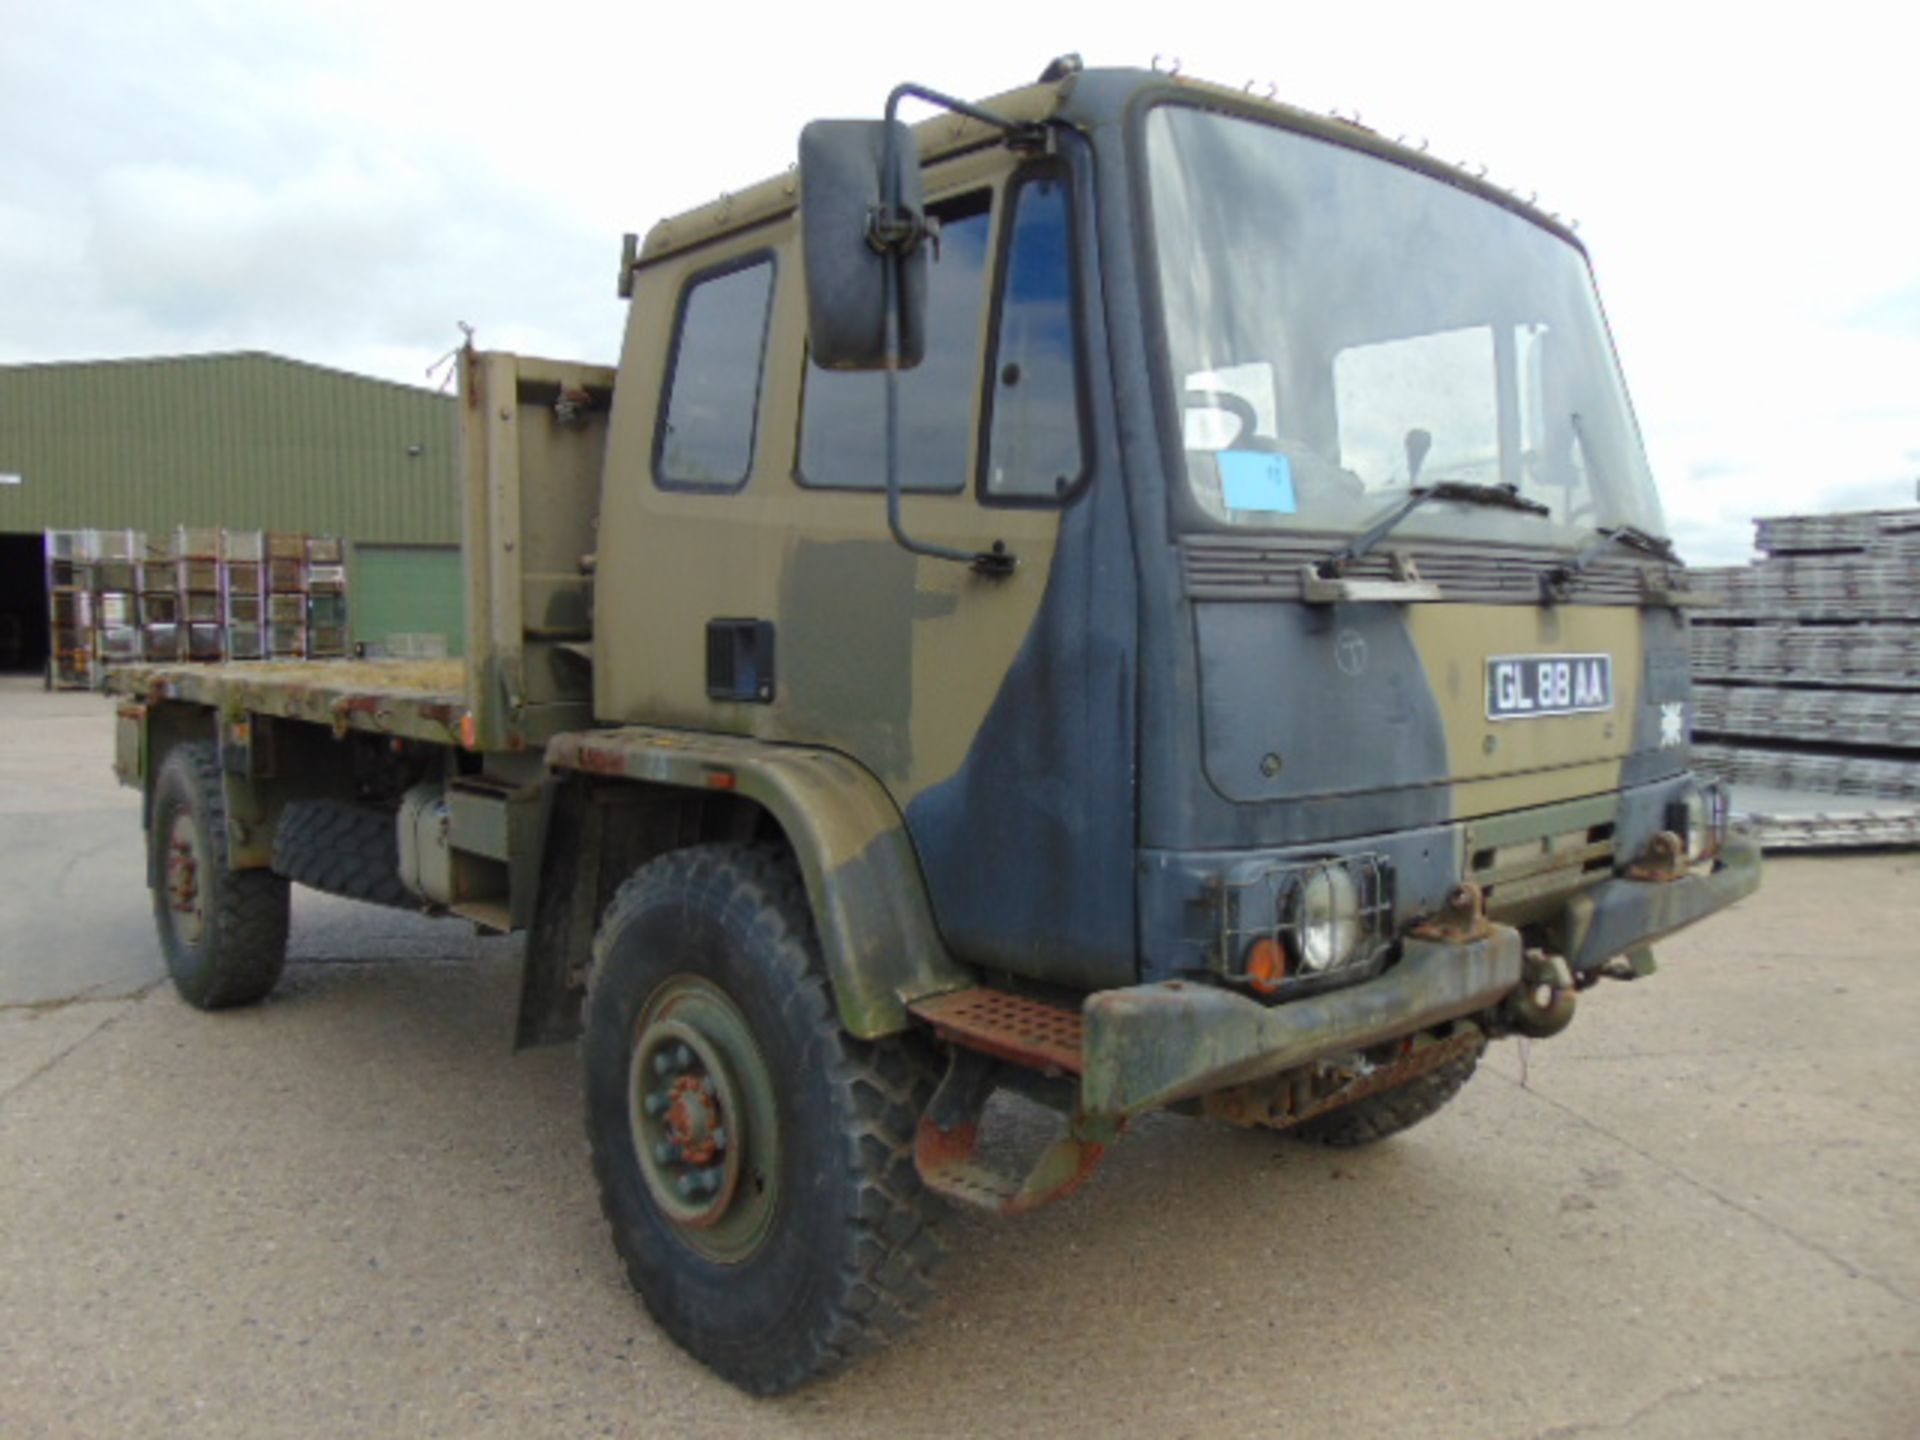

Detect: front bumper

[1078,835,1761,1122]
[1080,924,1523,1119]
[1564,833,1762,974]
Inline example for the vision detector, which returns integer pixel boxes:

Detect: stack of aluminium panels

[1690,508,1920,848]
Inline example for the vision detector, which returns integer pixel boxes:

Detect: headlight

[1291,864,1363,972]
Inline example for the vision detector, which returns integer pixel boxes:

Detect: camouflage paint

[113,67,1759,1048]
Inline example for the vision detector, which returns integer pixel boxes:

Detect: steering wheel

[1183,391,1266,450]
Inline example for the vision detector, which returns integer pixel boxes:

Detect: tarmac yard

[2,674,1916,1438]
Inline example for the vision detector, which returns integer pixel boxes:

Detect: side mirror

[798,119,929,371]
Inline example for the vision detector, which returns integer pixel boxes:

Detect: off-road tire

[151,741,291,1010]
[271,799,412,908]
[583,843,947,1395]
[1287,1047,1483,1148]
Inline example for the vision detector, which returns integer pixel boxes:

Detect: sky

[3,0,1915,563]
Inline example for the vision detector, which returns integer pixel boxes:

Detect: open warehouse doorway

[0,532,50,674]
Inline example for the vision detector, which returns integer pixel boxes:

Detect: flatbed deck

[111,659,470,747]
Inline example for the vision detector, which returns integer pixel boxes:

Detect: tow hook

[1505,948,1577,1038]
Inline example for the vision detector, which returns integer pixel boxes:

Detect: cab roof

[634,66,1576,268]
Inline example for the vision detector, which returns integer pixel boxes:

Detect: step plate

[909,988,1084,1075]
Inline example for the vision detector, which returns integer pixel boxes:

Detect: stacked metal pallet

[138,533,182,660]
[45,533,93,689]
[305,536,348,657]
[175,527,226,662]
[1691,507,1920,848]
[224,531,267,660]
[43,526,350,688]
[265,532,309,660]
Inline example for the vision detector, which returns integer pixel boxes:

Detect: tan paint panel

[1407,605,1642,818]
[597,148,1066,805]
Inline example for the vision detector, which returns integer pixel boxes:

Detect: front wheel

[1286,1045,1484,1148]
[150,741,290,1009]
[582,844,946,1394]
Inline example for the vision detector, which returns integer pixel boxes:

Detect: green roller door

[350,544,464,658]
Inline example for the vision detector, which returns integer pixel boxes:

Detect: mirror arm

[874,84,1023,579]
[885,84,1047,151]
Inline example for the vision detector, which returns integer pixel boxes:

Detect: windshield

[1144,106,1666,547]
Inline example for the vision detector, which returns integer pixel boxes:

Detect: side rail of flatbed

[113,658,470,749]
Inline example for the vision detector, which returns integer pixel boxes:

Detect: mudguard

[547,727,972,1037]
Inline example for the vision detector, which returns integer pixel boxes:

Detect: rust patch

[1205,1025,1486,1132]
[910,988,1084,1075]
[1410,880,1493,942]
[1626,830,1688,883]
[913,1112,1106,1217]
[570,744,629,777]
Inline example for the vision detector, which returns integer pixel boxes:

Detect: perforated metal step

[909,987,1084,1075]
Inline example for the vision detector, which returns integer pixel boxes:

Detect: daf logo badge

[1335,629,1368,677]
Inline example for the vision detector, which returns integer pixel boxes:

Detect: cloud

[1,0,1913,567]
[1848,284,1920,339]
[88,152,445,332]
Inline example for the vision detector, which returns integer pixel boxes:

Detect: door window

[797,195,993,491]
[983,171,1085,502]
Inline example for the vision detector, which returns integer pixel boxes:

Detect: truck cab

[575,66,1749,1005]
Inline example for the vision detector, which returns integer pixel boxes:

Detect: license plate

[1486,653,1614,720]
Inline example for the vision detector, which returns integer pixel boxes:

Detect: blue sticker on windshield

[1219,451,1296,513]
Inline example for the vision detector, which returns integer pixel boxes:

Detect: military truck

[109,58,1760,1393]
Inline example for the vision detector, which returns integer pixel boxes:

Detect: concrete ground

[1,673,1915,1438]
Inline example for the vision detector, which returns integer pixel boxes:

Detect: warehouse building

[0,352,463,674]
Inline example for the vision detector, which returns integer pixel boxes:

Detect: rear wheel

[582,843,946,1394]
[1287,1046,1484,1148]
[150,741,290,1010]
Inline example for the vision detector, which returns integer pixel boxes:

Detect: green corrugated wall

[0,352,459,542]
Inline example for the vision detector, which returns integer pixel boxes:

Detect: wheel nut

[699,1167,724,1194]
[710,1126,727,1151]
[644,1092,670,1117]
[654,1140,682,1164]
[676,1173,702,1199]
[651,1050,675,1076]
[673,1045,695,1071]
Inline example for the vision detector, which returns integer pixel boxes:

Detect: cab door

[599,140,1136,990]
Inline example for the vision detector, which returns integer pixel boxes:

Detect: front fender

[547,727,972,1037]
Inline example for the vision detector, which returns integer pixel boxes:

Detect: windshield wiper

[1317,481,1552,577]
[1572,524,1680,568]
[1540,524,1682,601]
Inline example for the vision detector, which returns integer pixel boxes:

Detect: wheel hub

[628,986,778,1262]
[164,813,206,947]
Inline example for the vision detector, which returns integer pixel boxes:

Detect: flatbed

[115,659,468,746]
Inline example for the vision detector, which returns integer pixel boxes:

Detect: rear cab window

[655,255,776,490]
